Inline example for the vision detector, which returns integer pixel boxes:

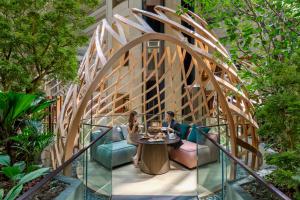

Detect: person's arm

[127,126,133,135]
[166,120,174,132]
[128,122,139,134]
[127,123,138,135]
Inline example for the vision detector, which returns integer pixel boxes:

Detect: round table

[135,134,180,175]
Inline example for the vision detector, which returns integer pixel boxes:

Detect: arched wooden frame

[49,6,261,172]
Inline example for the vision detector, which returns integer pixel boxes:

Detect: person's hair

[167,111,175,118]
[129,111,138,132]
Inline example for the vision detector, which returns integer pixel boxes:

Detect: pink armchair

[170,133,219,169]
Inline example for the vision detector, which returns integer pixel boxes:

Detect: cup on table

[169,132,176,139]
[138,124,145,135]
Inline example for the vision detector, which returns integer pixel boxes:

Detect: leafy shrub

[0,154,49,200]
[0,92,55,163]
[266,148,300,198]
[10,126,54,164]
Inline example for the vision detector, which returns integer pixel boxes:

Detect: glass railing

[17,114,291,200]
[17,125,112,200]
[82,115,182,197]
[196,126,291,200]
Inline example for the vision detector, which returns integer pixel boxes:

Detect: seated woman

[127,111,142,167]
[162,111,183,149]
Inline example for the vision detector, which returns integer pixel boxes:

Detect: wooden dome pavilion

[50,6,261,172]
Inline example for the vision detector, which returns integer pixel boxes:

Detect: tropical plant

[0,168,48,200]
[0,154,49,200]
[0,0,100,93]
[10,126,54,164]
[0,92,55,162]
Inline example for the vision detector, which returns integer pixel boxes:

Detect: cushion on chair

[187,124,210,144]
[187,124,198,143]
[112,126,124,141]
[94,140,136,168]
[90,130,109,161]
[120,125,129,139]
[179,123,190,139]
[179,140,197,152]
[170,139,214,168]
[170,140,197,169]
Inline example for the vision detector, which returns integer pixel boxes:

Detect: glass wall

[18,124,112,200]
[19,114,289,200]
[196,126,286,200]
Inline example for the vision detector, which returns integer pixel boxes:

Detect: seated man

[162,111,183,149]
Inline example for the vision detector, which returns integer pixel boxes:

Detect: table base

[140,144,170,175]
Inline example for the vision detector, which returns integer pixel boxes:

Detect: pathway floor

[77,159,226,199]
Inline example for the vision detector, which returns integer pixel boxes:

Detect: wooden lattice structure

[50,6,261,172]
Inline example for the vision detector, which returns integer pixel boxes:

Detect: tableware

[148,138,164,142]
[169,133,176,139]
[161,127,167,131]
[140,135,150,139]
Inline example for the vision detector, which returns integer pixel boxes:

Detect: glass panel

[17,120,113,200]
[86,114,199,197]
[196,124,287,200]
[18,116,288,200]
[197,126,226,199]
[81,122,112,199]
[223,154,282,200]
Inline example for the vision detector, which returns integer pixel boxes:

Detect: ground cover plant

[0,154,49,200]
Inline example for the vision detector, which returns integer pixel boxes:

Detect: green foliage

[5,167,49,200]
[255,51,300,151]
[1,165,24,183]
[0,154,49,200]
[10,126,54,163]
[1,155,26,183]
[3,184,23,200]
[0,155,10,167]
[0,189,3,199]
[266,148,300,198]
[0,92,55,162]
[0,0,100,93]
[266,150,300,172]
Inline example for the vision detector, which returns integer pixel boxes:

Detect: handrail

[17,125,113,200]
[197,127,291,200]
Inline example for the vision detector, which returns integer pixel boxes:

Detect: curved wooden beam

[63,32,238,165]
[48,5,260,172]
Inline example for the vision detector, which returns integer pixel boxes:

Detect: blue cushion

[90,130,112,160]
[112,126,124,141]
[95,140,136,168]
[91,126,123,144]
[187,124,210,144]
[120,125,129,139]
[91,129,111,144]
[179,123,190,139]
